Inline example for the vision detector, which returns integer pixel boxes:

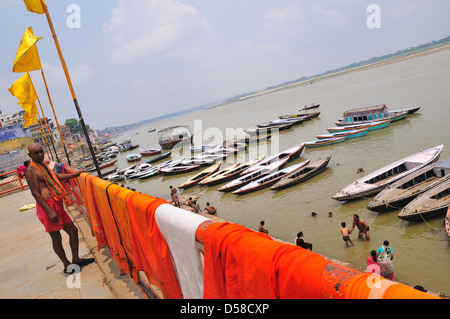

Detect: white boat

[332,145,444,201]
[398,179,450,221]
[199,155,266,186]
[178,162,222,189]
[218,157,289,192]
[367,157,450,212]
[316,128,368,140]
[232,160,310,195]
[241,143,305,175]
[126,153,142,162]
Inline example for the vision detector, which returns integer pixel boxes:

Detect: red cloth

[127,193,183,299]
[203,222,330,299]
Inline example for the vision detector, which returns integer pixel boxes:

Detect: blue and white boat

[316,128,368,140]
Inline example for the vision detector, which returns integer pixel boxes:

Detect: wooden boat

[245,123,292,135]
[199,155,266,186]
[144,150,172,163]
[107,173,125,182]
[398,179,450,221]
[279,112,320,120]
[140,147,162,156]
[159,164,201,175]
[327,120,391,133]
[305,137,346,148]
[389,106,421,115]
[271,155,332,190]
[302,103,320,110]
[268,118,304,126]
[188,144,217,152]
[180,156,216,166]
[157,125,193,149]
[148,128,156,132]
[232,160,310,195]
[126,153,142,162]
[178,162,222,189]
[336,111,407,126]
[336,104,395,126]
[367,157,450,212]
[241,143,305,175]
[222,141,247,151]
[332,144,444,201]
[85,159,118,172]
[256,121,297,128]
[128,144,139,150]
[316,128,368,140]
[138,160,177,180]
[218,157,289,192]
[445,206,450,237]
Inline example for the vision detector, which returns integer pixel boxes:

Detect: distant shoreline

[211,43,450,108]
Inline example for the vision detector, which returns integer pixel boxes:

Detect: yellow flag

[12,27,42,73]
[23,0,46,14]
[8,72,39,127]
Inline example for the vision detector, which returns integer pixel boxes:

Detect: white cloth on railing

[155,203,210,299]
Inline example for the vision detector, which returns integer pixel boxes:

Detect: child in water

[340,222,354,247]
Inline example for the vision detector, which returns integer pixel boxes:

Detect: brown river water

[109,47,450,295]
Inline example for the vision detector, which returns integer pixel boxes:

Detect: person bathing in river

[349,214,370,241]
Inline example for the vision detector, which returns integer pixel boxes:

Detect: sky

[0,0,449,130]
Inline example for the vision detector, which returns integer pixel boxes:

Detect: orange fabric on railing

[107,184,138,280]
[271,244,330,299]
[345,273,372,299]
[90,178,129,274]
[382,283,439,299]
[80,173,108,250]
[127,193,183,299]
[202,222,330,299]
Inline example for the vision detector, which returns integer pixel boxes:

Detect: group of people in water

[262,212,396,281]
[169,185,217,215]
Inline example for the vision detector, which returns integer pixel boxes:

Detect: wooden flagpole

[39,0,102,177]
[40,68,71,165]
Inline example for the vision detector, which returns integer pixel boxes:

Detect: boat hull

[333,145,444,201]
[271,156,331,190]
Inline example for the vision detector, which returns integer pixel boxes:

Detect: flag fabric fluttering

[23,0,46,14]
[8,72,39,127]
[13,27,42,73]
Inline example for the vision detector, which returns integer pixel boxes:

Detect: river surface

[109,48,450,295]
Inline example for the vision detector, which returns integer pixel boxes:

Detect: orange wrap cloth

[203,222,330,299]
[79,173,108,250]
[127,193,183,299]
[90,178,130,275]
[29,161,74,207]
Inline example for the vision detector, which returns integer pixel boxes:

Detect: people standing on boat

[25,142,94,274]
[169,186,180,207]
[349,214,370,240]
[295,231,312,251]
[377,240,395,280]
[340,222,354,247]
[366,250,381,275]
[258,221,269,234]
[204,202,217,215]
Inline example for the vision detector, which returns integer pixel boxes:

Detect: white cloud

[313,4,348,28]
[104,0,212,63]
